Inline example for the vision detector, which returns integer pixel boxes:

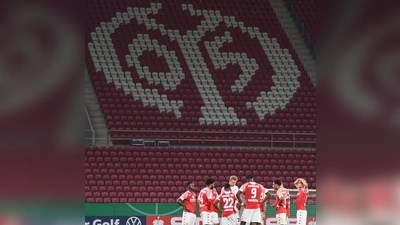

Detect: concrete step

[86,105,101,110]
[269,0,316,87]
[86,104,101,109]
[85,96,97,101]
[95,141,110,146]
[92,121,106,125]
[91,117,105,123]
[91,117,105,122]
[86,63,113,146]
[85,95,96,100]
[96,124,108,129]
[95,130,109,135]
[85,95,97,100]
[281,18,292,24]
[89,111,104,117]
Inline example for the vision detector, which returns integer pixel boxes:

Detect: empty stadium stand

[85,146,316,203]
[85,0,316,146]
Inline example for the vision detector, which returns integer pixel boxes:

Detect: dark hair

[187,181,194,187]
[224,183,231,190]
[206,178,215,186]
[273,178,282,186]
[246,174,254,179]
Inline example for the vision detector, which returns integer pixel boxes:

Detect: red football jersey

[296,188,309,210]
[217,191,237,217]
[240,182,265,209]
[179,190,197,213]
[198,188,218,213]
[274,187,287,214]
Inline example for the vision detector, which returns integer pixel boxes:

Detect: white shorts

[182,211,196,225]
[221,214,237,225]
[201,212,219,224]
[296,210,307,225]
[276,213,287,225]
[240,208,261,223]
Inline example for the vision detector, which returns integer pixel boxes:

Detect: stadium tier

[291,0,316,43]
[85,146,316,203]
[85,0,316,145]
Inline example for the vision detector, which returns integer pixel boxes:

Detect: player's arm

[294,178,301,186]
[260,191,270,205]
[197,192,202,205]
[273,198,284,208]
[277,195,284,207]
[198,190,206,206]
[299,178,308,189]
[213,198,221,213]
[236,189,244,206]
[177,198,191,212]
[272,190,284,208]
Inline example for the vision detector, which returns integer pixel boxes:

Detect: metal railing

[85,129,316,148]
[283,0,316,59]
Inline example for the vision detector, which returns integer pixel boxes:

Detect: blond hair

[229,175,238,181]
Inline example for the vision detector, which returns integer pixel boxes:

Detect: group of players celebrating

[177,175,309,225]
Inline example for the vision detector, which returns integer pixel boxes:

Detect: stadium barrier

[84,129,316,148]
